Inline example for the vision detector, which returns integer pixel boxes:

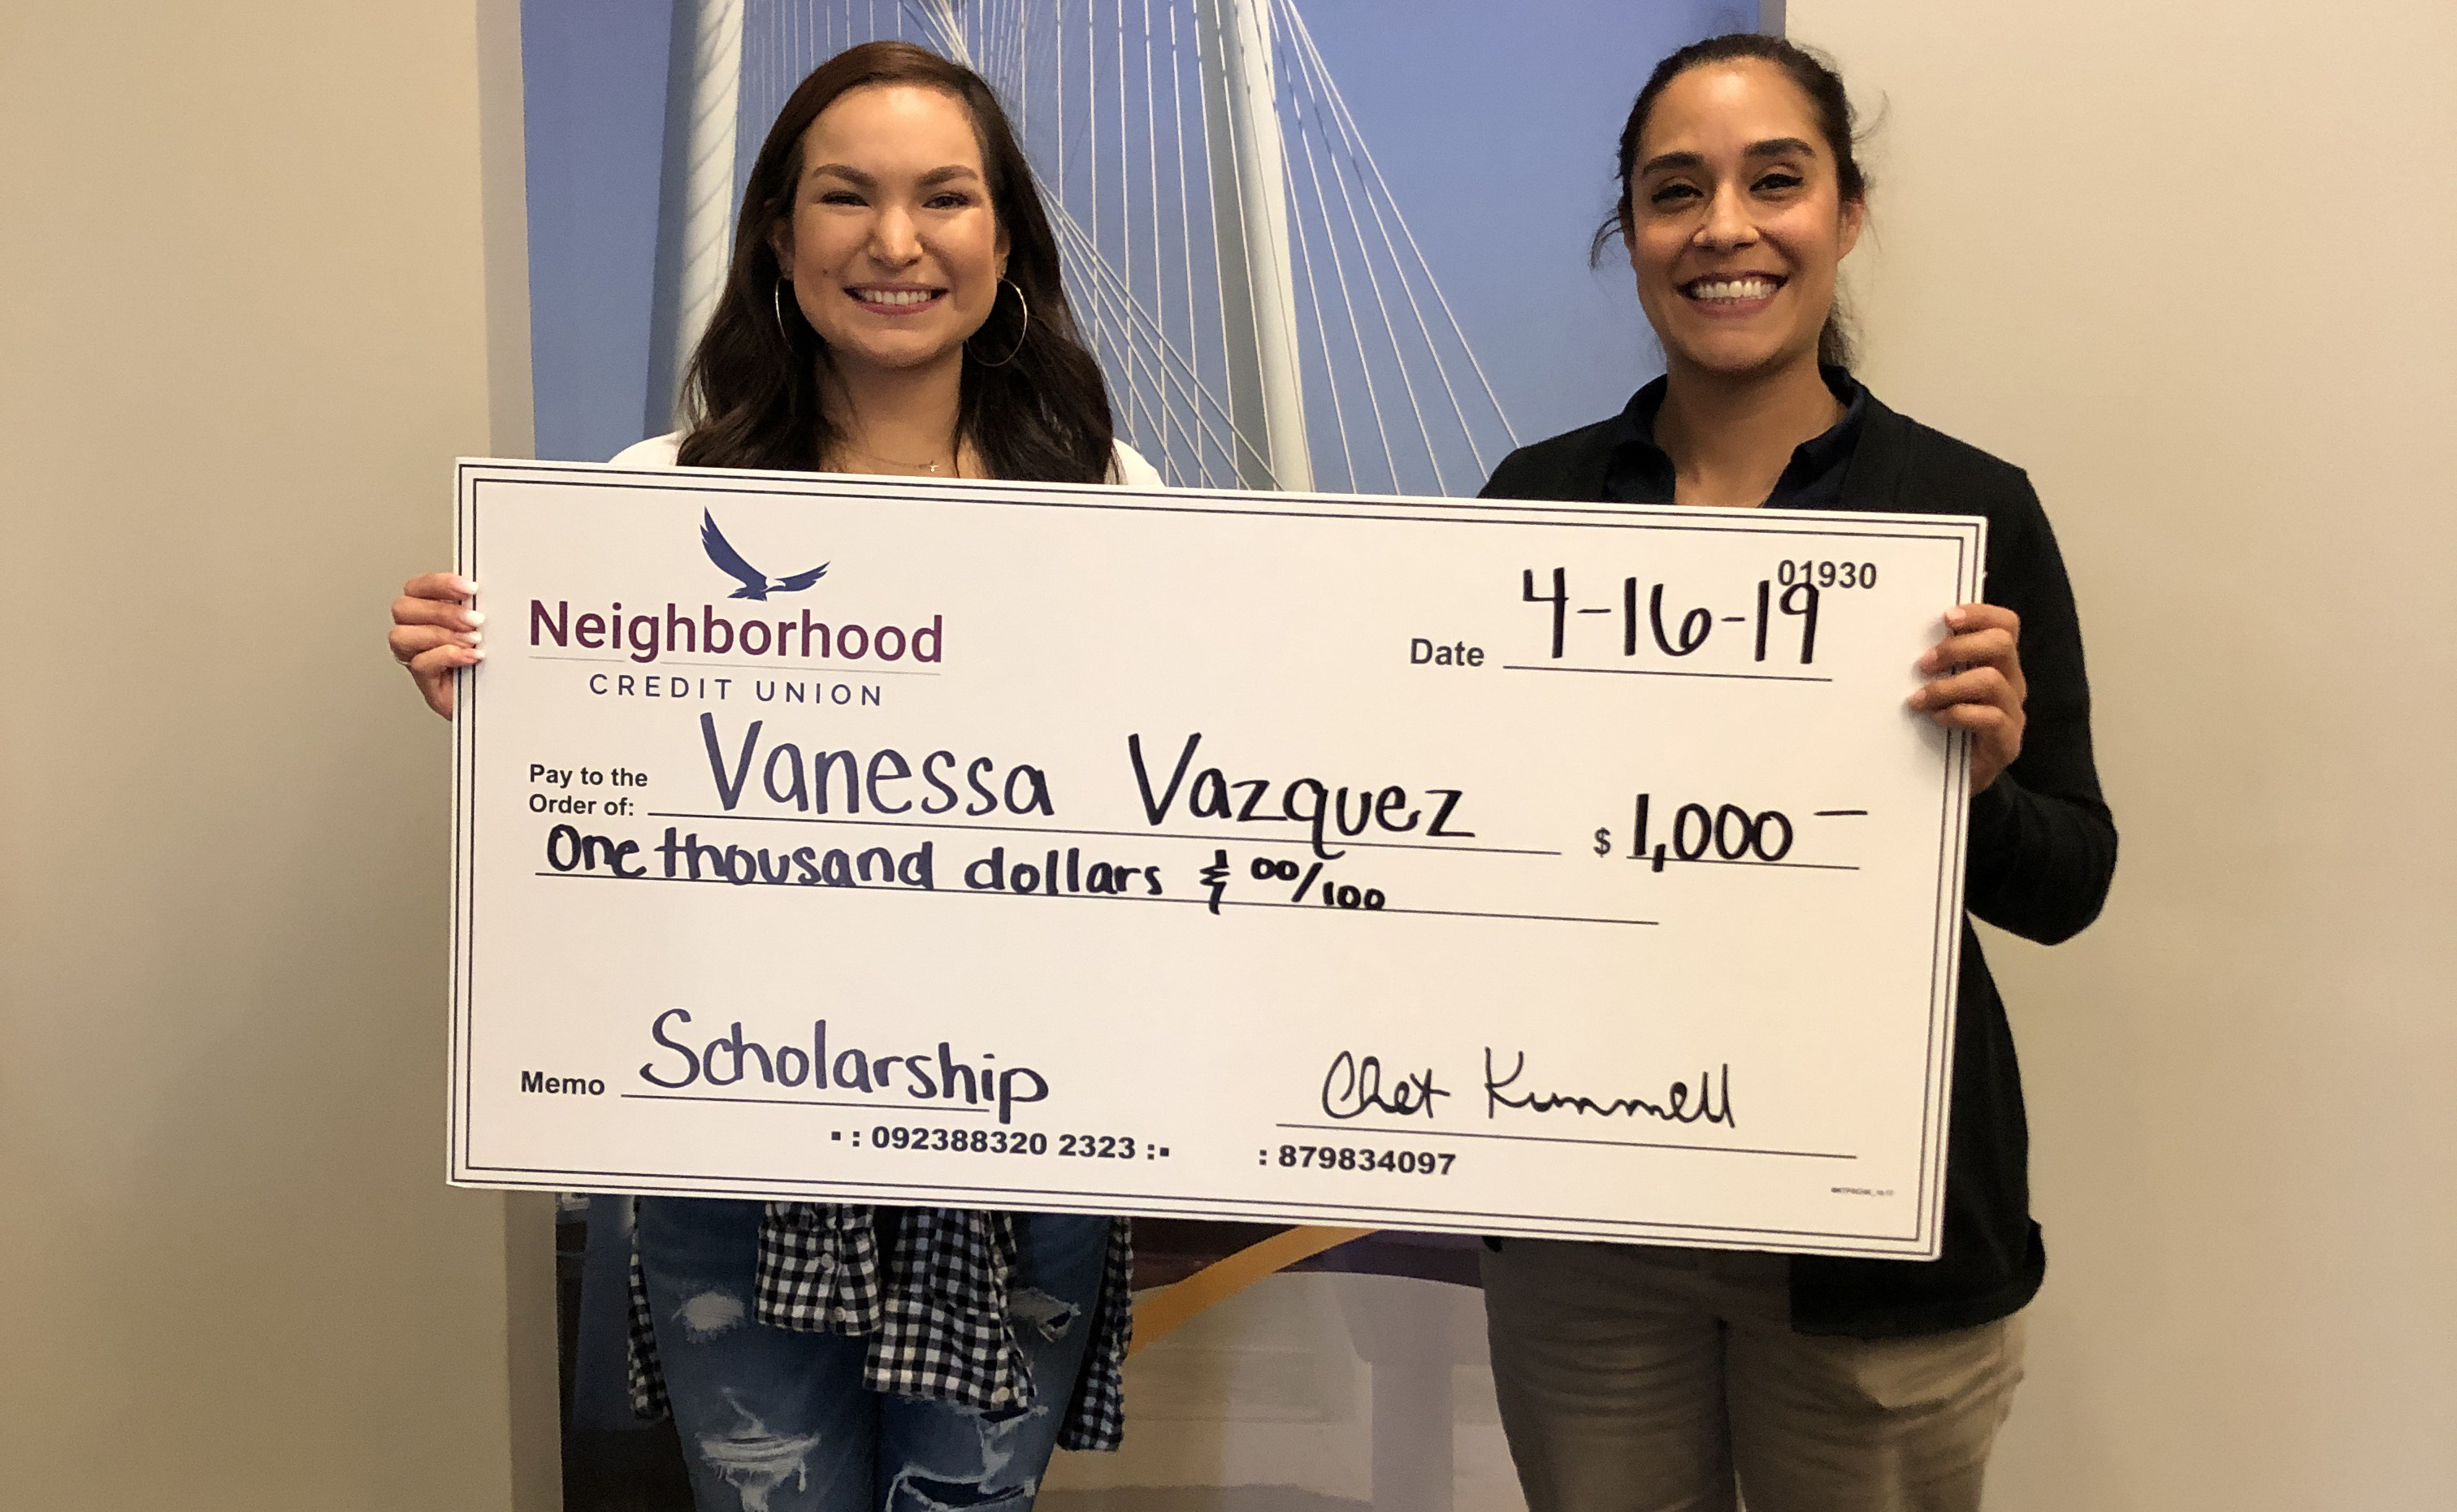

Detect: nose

[1693,180,1758,253]
[868,206,922,267]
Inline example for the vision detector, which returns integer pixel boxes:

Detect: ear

[767,218,795,273]
[1838,195,1866,260]
[994,223,1010,282]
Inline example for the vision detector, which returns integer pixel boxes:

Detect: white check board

[451,460,1981,1258]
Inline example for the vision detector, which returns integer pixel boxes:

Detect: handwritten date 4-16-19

[1523,568,1823,665]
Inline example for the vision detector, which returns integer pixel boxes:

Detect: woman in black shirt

[1476,33,2116,1512]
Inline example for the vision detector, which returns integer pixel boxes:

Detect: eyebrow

[1637,137,1819,176]
[804,162,984,188]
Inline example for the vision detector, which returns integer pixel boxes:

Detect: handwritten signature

[1483,1049,1735,1127]
[1320,1051,1451,1120]
[1314,1048,1736,1129]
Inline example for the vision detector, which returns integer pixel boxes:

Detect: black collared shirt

[1601,366,1870,510]
[1482,384,2117,1339]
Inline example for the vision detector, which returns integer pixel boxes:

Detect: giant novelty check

[449,460,1982,1259]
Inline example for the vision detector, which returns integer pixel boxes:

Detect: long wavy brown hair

[675,41,1114,483]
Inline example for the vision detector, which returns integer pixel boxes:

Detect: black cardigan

[1482,394,2118,1337]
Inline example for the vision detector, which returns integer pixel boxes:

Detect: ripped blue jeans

[635,1198,1109,1512]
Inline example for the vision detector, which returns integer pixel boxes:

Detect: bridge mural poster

[513,3,1770,1506]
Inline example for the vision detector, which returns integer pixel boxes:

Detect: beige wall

[0,2,557,1506]
[7,3,2453,1507]
[1789,2,2457,1506]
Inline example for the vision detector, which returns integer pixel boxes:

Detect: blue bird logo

[700,510,828,600]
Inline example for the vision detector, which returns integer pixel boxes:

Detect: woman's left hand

[1909,603,2026,792]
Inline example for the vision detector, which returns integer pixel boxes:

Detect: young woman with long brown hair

[388,42,1150,1512]
[1476,34,2117,1512]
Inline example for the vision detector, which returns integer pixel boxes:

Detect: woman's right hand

[389,572,484,719]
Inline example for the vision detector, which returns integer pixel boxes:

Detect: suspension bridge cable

[1288,78,1398,490]
[1044,195,1251,471]
[1280,20,1445,492]
[1280,0,1519,457]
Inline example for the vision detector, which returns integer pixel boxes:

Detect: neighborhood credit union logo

[701,509,827,600]
[522,504,942,665]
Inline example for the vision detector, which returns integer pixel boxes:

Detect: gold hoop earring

[773,279,795,344]
[968,279,1029,367]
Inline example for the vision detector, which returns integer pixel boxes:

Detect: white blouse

[609,432,1163,487]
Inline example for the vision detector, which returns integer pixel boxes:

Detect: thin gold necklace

[835,435,958,476]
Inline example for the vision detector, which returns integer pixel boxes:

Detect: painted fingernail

[465,609,486,626]
[470,647,488,661]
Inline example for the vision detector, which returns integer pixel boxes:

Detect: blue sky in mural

[521,0,1753,475]
[1294,0,1753,453]
[521,0,673,465]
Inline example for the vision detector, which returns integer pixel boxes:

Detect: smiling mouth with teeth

[1683,275,1784,302]
[849,287,946,308]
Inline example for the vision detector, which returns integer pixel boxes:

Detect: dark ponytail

[1593,33,1870,369]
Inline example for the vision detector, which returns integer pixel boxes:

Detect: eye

[1753,171,1805,193]
[1647,181,1702,208]
[924,190,975,210]
[817,189,864,206]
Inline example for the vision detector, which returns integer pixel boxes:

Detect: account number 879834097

[1275,1144,1455,1174]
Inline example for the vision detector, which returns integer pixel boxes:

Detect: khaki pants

[1480,1240,2026,1512]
